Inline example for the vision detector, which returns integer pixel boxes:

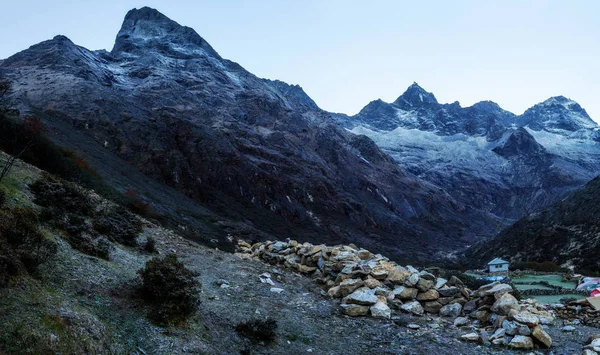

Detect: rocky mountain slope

[0,7,491,263]
[336,83,600,229]
[2,6,599,265]
[465,174,600,272]
[0,155,596,354]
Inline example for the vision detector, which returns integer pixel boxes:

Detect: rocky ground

[0,155,598,354]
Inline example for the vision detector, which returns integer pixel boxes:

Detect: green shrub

[0,207,57,286]
[137,253,200,324]
[235,318,278,343]
[144,237,157,254]
[65,234,112,260]
[30,174,94,217]
[0,187,6,206]
[93,206,142,246]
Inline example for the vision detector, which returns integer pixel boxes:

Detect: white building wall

[488,263,509,272]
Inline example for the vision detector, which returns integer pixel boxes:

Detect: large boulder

[508,335,534,350]
[393,286,418,300]
[387,268,410,284]
[423,301,443,314]
[345,287,378,305]
[438,286,460,297]
[416,289,439,301]
[502,320,519,336]
[405,273,420,286]
[514,312,539,327]
[400,301,424,316]
[416,278,435,292]
[439,303,462,318]
[461,333,479,342]
[370,301,392,319]
[339,278,364,296]
[341,304,370,316]
[474,282,513,297]
[531,325,552,348]
[491,293,519,316]
[454,317,470,327]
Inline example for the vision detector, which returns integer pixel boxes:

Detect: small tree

[137,253,200,324]
[0,116,44,184]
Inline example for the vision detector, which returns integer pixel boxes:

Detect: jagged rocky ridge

[0,7,487,262]
[465,175,600,272]
[336,83,600,229]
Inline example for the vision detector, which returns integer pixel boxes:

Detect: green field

[512,274,576,289]
[529,294,584,304]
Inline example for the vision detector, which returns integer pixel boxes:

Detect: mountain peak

[111,7,220,59]
[394,82,438,107]
[123,6,169,22]
[518,96,596,132]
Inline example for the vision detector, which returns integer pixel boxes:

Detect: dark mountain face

[338,83,600,235]
[465,175,600,272]
[0,7,490,263]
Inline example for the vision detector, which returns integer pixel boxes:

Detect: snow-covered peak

[394,82,438,107]
[518,95,596,133]
[111,7,221,59]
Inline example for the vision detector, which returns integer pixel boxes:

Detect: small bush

[93,206,142,246]
[137,253,200,324]
[144,237,157,254]
[66,233,112,260]
[30,174,94,217]
[0,207,57,286]
[235,318,278,343]
[0,187,6,206]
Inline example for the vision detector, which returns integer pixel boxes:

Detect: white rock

[514,312,539,327]
[439,303,462,318]
[435,277,448,289]
[406,273,420,286]
[407,323,421,330]
[400,301,424,316]
[454,317,470,327]
[460,332,479,342]
[508,335,534,349]
[270,287,284,294]
[370,301,391,319]
[346,287,378,305]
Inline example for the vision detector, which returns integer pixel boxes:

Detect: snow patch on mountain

[349,125,508,180]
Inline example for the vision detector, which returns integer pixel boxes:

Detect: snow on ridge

[525,127,600,156]
[348,125,507,179]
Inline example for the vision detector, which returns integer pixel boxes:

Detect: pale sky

[1,1,598,121]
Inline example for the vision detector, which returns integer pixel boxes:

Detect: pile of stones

[235,239,555,349]
[554,300,600,329]
[458,292,555,349]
